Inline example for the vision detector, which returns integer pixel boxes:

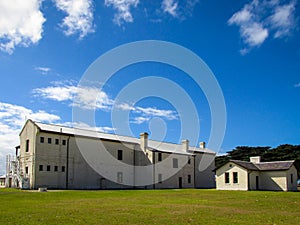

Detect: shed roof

[230,160,259,171]
[219,159,296,172]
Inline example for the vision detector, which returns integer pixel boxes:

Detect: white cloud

[162,0,178,17]
[161,0,199,19]
[228,1,269,48]
[33,82,114,110]
[131,116,150,124]
[228,0,297,53]
[54,0,95,38]
[35,67,51,75]
[294,82,300,87]
[136,106,178,120]
[0,0,46,54]
[117,103,178,124]
[0,102,61,175]
[269,1,296,38]
[105,0,139,25]
[241,22,269,47]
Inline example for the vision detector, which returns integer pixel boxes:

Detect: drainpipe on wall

[153,151,155,189]
[194,155,196,188]
[133,144,137,189]
[66,136,70,190]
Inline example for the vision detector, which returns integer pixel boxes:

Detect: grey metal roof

[254,161,295,171]
[33,121,215,156]
[229,159,295,171]
[230,160,259,171]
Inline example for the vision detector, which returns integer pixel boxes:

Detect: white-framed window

[225,172,230,183]
[233,172,238,183]
[173,158,178,168]
[117,150,123,160]
[158,152,162,161]
[25,139,29,152]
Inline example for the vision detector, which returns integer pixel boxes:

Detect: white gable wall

[216,162,248,190]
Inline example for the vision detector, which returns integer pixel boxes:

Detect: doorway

[179,177,182,189]
[256,176,259,190]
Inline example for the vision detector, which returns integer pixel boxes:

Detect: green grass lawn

[0,188,299,225]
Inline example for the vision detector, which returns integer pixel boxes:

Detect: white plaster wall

[216,162,248,190]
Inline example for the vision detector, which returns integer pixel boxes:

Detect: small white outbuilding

[215,156,298,191]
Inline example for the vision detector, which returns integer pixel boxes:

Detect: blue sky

[0,0,300,174]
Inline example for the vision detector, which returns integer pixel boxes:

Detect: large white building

[6,120,216,190]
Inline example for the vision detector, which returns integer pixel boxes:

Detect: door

[256,176,259,190]
[179,177,182,189]
[100,178,106,189]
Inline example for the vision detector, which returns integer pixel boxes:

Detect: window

[291,174,293,184]
[47,165,51,171]
[25,166,28,174]
[158,174,162,184]
[62,166,65,172]
[55,139,59,145]
[188,175,191,183]
[25,139,29,152]
[40,137,44,143]
[225,172,230,183]
[62,140,66,145]
[117,150,123,160]
[233,172,238,183]
[48,138,52,144]
[173,158,178,168]
[54,166,58,172]
[158,152,162,162]
[188,158,191,164]
[39,165,43,171]
[117,172,123,183]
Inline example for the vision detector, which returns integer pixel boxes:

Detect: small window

[40,137,44,143]
[117,172,123,183]
[62,140,66,146]
[54,166,58,172]
[117,150,123,160]
[62,166,65,172]
[47,165,51,171]
[39,165,43,171]
[188,174,191,183]
[158,152,162,162]
[25,166,29,174]
[291,174,293,184]
[48,138,52,144]
[188,158,191,164]
[55,139,59,145]
[173,158,178,168]
[233,172,238,183]
[158,174,162,184]
[25,139,29,152]
[225,172,230,183]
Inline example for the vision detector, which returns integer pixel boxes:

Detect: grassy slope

[0,189,299,225]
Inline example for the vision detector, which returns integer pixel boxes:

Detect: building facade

[7,120,216,190]
[216,156,298,191]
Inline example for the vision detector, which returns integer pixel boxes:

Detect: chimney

[182,139,189,152]
[250,156,261,163]
[140,132,148,151]
[199,142,206,149]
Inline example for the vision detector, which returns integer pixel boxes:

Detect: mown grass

[0,188,299,225]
